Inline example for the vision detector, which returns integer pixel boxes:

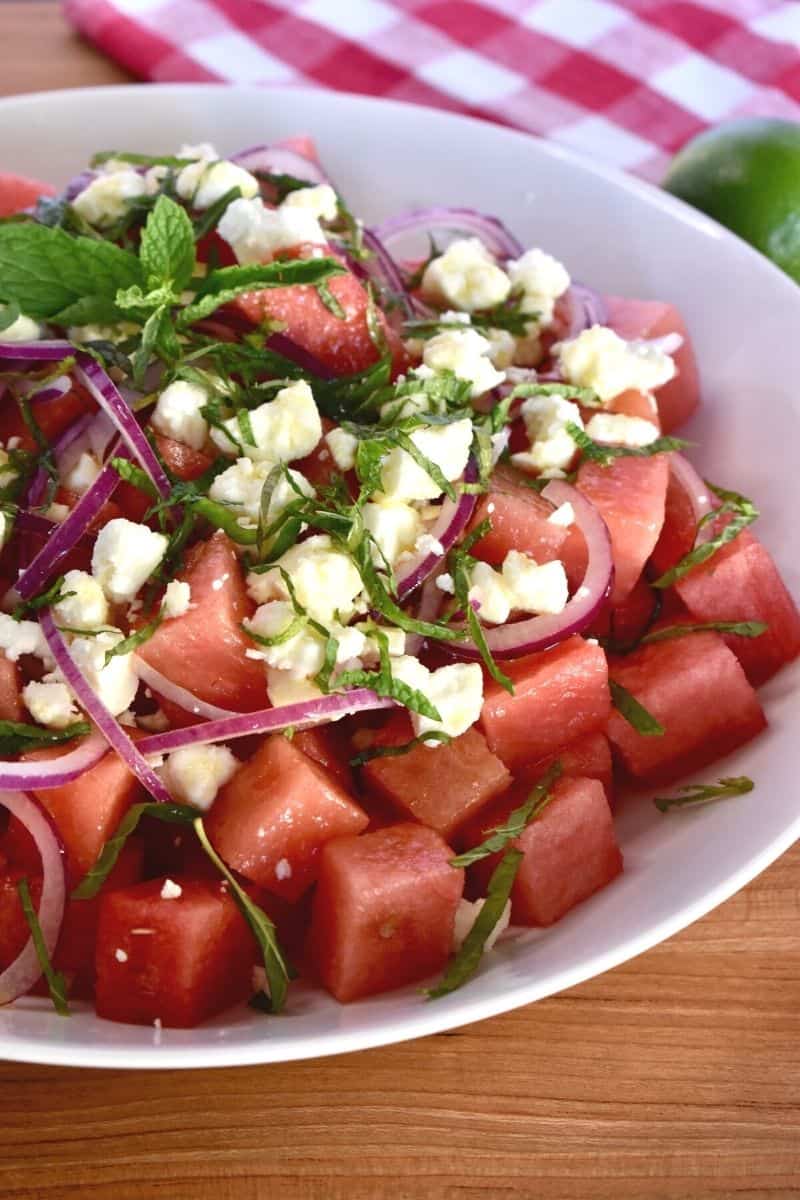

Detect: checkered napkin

[64,0,800,179]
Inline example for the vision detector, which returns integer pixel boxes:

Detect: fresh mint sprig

[654,775,754,813]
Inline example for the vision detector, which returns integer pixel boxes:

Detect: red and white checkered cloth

[64,0,800,179]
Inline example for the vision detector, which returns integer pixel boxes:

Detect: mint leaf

[654,775,754,813]
[609,679,664,736]
[139,195,196,292]
[72,802,197,900]
[652,483,758,589]
[451,761,563,868]
[0,222,142,321]
[178,257,347,328]
[17,877,70,1016]
[0,299,21,332]
[0,719,91,760]
[640,620,767,646]
[567,422,689,467]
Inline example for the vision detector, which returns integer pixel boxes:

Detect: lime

[663,118,800,283]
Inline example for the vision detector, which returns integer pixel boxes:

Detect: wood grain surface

[1,7,799,1199]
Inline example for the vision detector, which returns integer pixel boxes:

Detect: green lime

[663,118,800,283]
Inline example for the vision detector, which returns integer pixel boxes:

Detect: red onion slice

[0,730,107,790]
[232,144,330,186]
[371,207,523,262]
[16,451,123,602]
[74,354,172,501]
[405,569,447,657]
[562,283,608,339]
[0,340,77,363]
[25,412,95,509]
[357,228,419,318]
[396,461,479,601]
[265,331,336,381]
[134,659,243,721]
[0,791,67,1006]
[39,611,174,804]
[668,453,715,546]
[138,690,396,757]
[445,480,613,661]
[20,374,72,405]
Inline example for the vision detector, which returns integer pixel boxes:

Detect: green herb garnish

[16,877,70,1016]
[654,775,754,813]
[0,719,91,760]
[652,482,759,589]
[640,620,767,646]
[451,761,563,868]
[71,802,198,899]
[609,680,664,737]
[567,422,689,467]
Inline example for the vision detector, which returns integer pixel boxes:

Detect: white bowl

[0,84,798,1069]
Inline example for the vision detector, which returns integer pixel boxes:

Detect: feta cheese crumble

[176,158,259,211]
[151,379,210,451]
[0,307,42,343]
[162,744,239,811]
[557,325,676,402]
[245,601,367,679]
[22,680,80,730]
[209,380,322,463]
[247,534,365,624]
[391,656,484,743]
[506,247,570,326]
[218,197,327,264]
[419,327,505,398]
[163,580,192,619]
[584,411,660,447]
[324,427,359,472]
[420,238,511,312]
[69,629,139,716]
[379,417,472,502]
[72,169,148,228]
[51,569,110,632]
[209,458,314,522]
[466,552,569,624]
[160,878,183,900]
[282,183,338,222]
[62,451,101,495]
[363,500,422,567]
[511,394,584,475]
[91,519,168,604]
[0,614,53,665]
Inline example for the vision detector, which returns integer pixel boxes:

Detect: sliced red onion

[134,659,242,721]
[16,452,123,601]
[357,228,419,318]
[0,340,77,363]
[371,207,523,262]
[0,730,107,790]
[25,412,95,509]
[0,791,67,1006]
[669,453,715,544]
[396,461,479,601]
[20,374,72,405]
[63,168,96,202]
[405,569,447,657]
[138,690,396,757]
[265,331,336,381]
[39,610,174,804]
[74,353,172,500]
[232,144,329,186]
[446,480,613,661]
[562,283,608,340]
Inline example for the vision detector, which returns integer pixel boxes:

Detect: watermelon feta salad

[0,138,797,1029]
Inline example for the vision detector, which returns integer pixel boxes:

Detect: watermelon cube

[95,878,255,1027]
[518,730,614,801]
[674,531,800,685]
[205,733,368,902]
[468,463,569,568]
[605,295,700,433]
[292,722,355,792]
[0,870,42,972]
[466,776,622,926]
[308,823,463,1002]
[480,636,610,772]
[138,530,268,713]
[360,713,511,838]
[0,654,23,722]
[577,454,669,605]
[607,630,766,785]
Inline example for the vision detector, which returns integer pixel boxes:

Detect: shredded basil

[652,482,759,589]
[16,877,70,1016]
[654,775,754,813]
[72,802,198,899]
[451,761,563,868]
[640,620,767,646]
[609,679,664,737]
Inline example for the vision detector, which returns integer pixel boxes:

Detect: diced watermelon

[609,388,662,429]
[607,630,766,785]
[154,434,214,483]
[232,249,405,377]
[577,454,669,605]
[292,723,354,793]
[605,295,700,433]
[674,530,800,686]
[469,463,569,567]
[0,654,23,722]
[0,171,55,216]
[308,823,463,1002]
[205,733,368,902]
[518,730,614,800]
[6,745,144,887]
[95,877,255,1027]
[466,776,622,926]
[480,635,610,772]
[0,382,95,453]
[137,531,268,712]
[360,712,511,838]
[0,870,42,971]
[649,463,698,578]
[606,575,660,649]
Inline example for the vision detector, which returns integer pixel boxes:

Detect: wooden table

[2,6,799,1197]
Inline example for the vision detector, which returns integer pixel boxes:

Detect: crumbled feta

[419,327,505,398]
[114,948,128,963]
[548,501,575,527]
[22,680,79,729]
[379,417,472,502]
[91,518,168,604]
[420,238,511,312]
[245,601,367,678]
[453,897,511,951]
[359,624,406,661]
[179,141,218,161]
[506,247,570,325]
[163,579,191,619]
[218,196,327,264]
[176,158,259,210]
[247,534,365,624]
[61,450,101,495]
[151,379,210,451]
[468,560,512,625]
[363,500,422,566]
[412,532,445,559]
[274,857,293,881]
[0,307,42,342]
[70,629,139,715]
[485,327,517,369]
[502,551,568,616]
[161,744,239,811]
[67,321,139,345]
[137,707,170,732]
[282,183,338,222]
[510,394,584,475]
[209,380,322,463]
[265,669,323,708]
[0,613,53,664]
[391,656,484,743]
[435,572,455,594]
[324,427,358,472]
[72,169,148,227]
[45,502,70,525]
[209,457,314,521]
[557,325,676,402]
[584,411,660,447]
[160,878,183,900]
[52,569,109,631]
